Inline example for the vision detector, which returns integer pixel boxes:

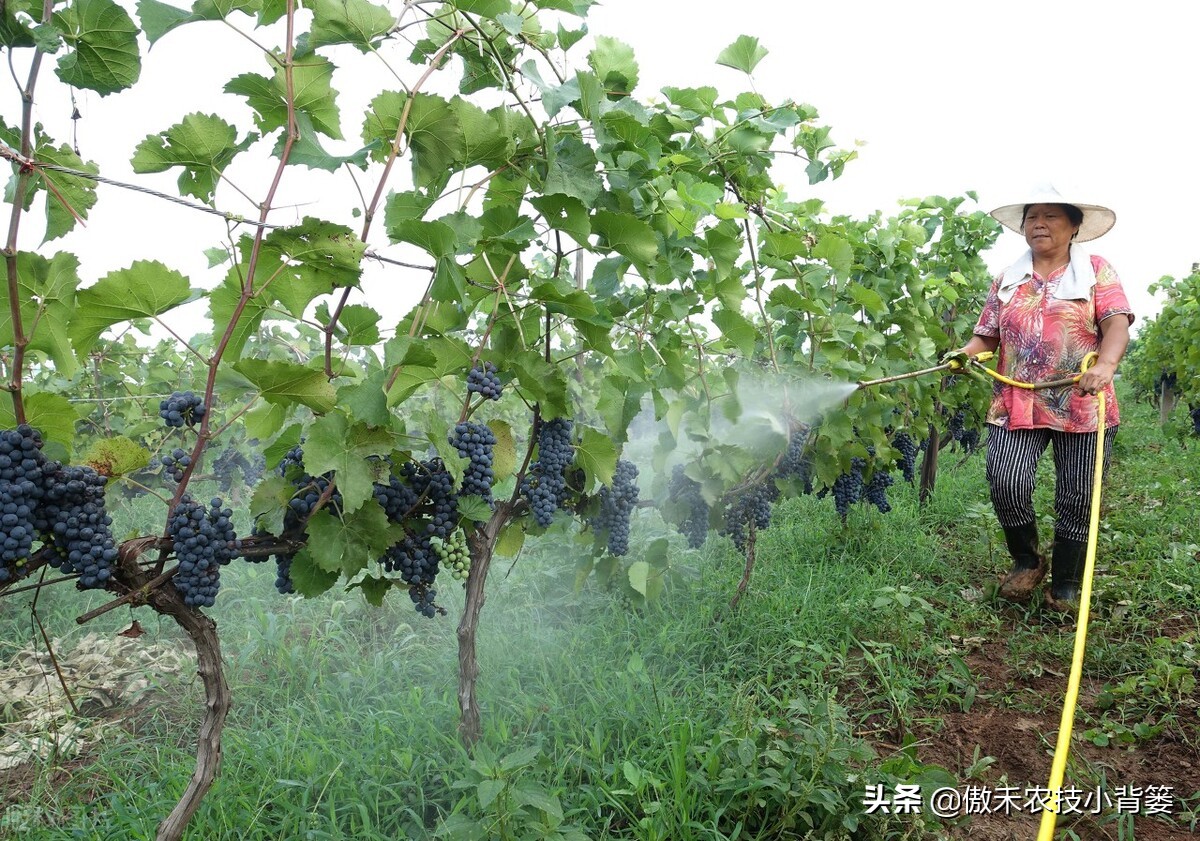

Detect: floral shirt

[973,253,1133,432]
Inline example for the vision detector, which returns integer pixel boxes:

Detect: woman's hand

[941,349,972,371]
[1078,360,1117,395]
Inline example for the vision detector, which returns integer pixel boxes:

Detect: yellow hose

[1036,352,1104,841]
[950,351,1107,839]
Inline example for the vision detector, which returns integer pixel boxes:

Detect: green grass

[2,386,1197,840]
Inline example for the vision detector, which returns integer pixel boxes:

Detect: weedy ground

[1,386,1197,840]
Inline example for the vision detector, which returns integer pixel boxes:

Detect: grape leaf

[0,251,80,378]
[336,369,389,428]
[82,435,149,477]
[404,93,464,188]
[0,0,37,47]
[574,425,616,489]
[0,118,102,243]
[132,112,255,204]
[208,262,268,361]
[494,522,525,557]
[488,420,516,484]
[250,474,294,537]
[136,0,194,44]
[529,194,591,245]
[542,130,602,205]
[304,503,398,576]
[273,111,373,171]
[323,303,381,348]
[0,393,80,456]
[716,35,768,75]
[54,0,141,95]
[592,211,658,280]
[587,35,638,97]
[137,0,262,43]
[303,412,394,513]
[225,54,342,140]
[453,0,511,15]
[308,0,393,51]
[233,359,337,414]
[356,575,391,607]
[712,309,757,356]
[69,260,194,354]
[258,217,365,316]
[287,547,340,597]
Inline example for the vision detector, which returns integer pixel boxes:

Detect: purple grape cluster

[0,426,52,583]
[891,431,919,484]
[830,458,865,522]
[467,361,502,400]
[668,465,709,549]
[592,460,639,556]
[160,447,191,483]
[270,443,341,596]
[776,425,814,494]
[169,496,240,607]
[862,468,895,514]
[38,465,120,589]
[372,457,458,617]
[522,418,574,527]
[449,422,496,503]
[159,391,206,429]
[719,480,778,553]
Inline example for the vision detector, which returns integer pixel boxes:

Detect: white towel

[997,247,1096,303]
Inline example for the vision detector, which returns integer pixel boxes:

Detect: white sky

[586,0,1199,328]
[11,0,1198,341]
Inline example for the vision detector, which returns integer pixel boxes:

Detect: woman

[947,185,1133,613]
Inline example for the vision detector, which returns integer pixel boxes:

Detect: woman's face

[1021,204,1080,258]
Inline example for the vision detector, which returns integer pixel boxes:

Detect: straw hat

[990,184,1116,242]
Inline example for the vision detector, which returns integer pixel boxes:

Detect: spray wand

[856,352,1085,392]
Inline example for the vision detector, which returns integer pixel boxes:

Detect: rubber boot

[1044,534,1087,614]
[998,522,1047,603]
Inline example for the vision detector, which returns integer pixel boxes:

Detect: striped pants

[985,425,1117,543]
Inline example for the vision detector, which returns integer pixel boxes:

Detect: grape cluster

[891,431,919,484]
[402,458,457,540]
[776,424,814,494]
[449,422,496,503]
[830,458,866,522]
[719,481,778,553]
[959,428,981,454]
[170,496,240,607]
[410,584,438,618]
[1191,405,1200,436]
[668,465,709,549]
[212,443,265,491]
[862,468,895,514]
[374,469,419,522]
[372,458,458,617]
[0,426,122,589]
[160,447,192,483]
[0,426,53,583]
[947,408,982,455]
[159,391,206,429]
[522,418,574,527]
[592,460,639,556]
[275,554,295,595]
[948,408,965,441]
[39,465,120,588]
[269,443,342,596]
[433,529,471,582]
[467,361,503,400]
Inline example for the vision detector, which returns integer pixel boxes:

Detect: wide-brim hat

[990,184,1116,242]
